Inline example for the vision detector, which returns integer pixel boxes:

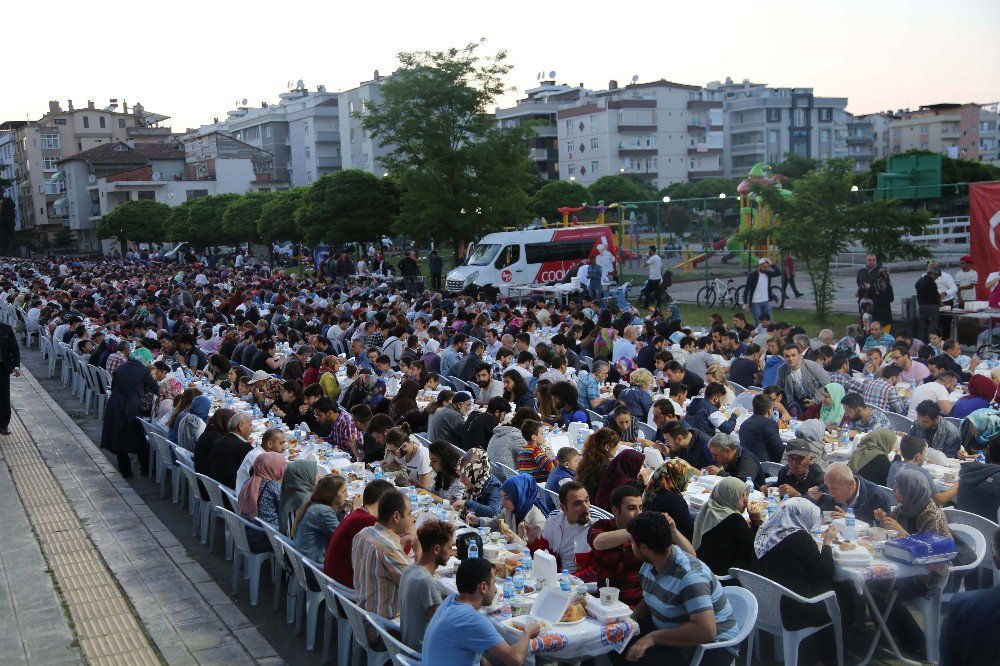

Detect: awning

[47,170,65,183]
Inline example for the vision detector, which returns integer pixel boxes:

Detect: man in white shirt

[933,261,959,307]
[640,246,664,308]
[576,260,591,290]
[955,255,979,307]
[744,258,780,324]
[234,428,285,494]
[530,481,593,575]
[907,371,957,420]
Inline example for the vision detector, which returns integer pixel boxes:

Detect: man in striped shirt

[352,489,419,621]
[623,511,739,665]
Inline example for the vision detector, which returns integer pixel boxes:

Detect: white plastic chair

[944,507,1000,586]
[910,524,985,663]
[731,391,756,413]
[689,586,757,666]
[637,421,656,440]
[174,460,201,536]
[193,472,223,547]
[321,578,356,666]
[730,568,843,666]
[149,433,180,502]
[368,612,420,664]
[283,542,325,650]
[728,381,747,396]
[216,507,274,606]
[760,461,783,478]
[493,462,517,481]
[256,519,296,621]
[94,367,112,420]
[589,505,613,521]
[337,586,389,666]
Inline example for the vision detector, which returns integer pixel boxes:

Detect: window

[768,129,779,143]
[818,108,832,122]
[304,146,310,158]
[567,163,576,175]
[350,128,356,143]
[349,101,355,113]
[40,134,60,149]
[137,191,155,201]
[99,116,106,128]
[42,156,58,171]
[307,171,313,182]
[893,128,901,137]
[590,138,599,150]
[565,119,574,136]
[793,109,806,126]
[591,160,599,174]
[524,240,598,265]
[920,125,929,135]
[766,108,781,122]
[54,118,66,125]
[589,114,599,132]
[493,245,520,269]
[185,189,208,201]
[263,126,271,138]
[118,119,126,128]
[304,121,310,134]
[82,116,89,129]
[820,129,831,142]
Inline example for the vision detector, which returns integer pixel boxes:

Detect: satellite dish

[549,71,556,79]
[241,98,248,106]
[152,172,161,181]
[631,75,639,83]
[88,174,97,185]
[296,79,304,89]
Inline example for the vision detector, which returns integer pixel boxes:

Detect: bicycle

[696,273,743,309]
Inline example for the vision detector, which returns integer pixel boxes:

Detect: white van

[445,225,618,293]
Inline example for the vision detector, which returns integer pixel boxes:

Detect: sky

[5,0,998,131]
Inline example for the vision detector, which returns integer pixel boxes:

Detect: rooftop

[58,141,185,165]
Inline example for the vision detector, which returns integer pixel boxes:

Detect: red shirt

[586,518,644,607]
[323,507,377,586]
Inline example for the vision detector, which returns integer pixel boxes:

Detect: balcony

[847,133,873,144]
[529,148,548,161]
[316,131,339,143]
[617,123,657,133]
[688,146,723,156]
[689,169,725,179]
[41,182,65,195]
[730,141,765,156]
[619,147,657,157]
[534,125,557,138]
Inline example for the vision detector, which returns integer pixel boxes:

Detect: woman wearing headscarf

[238,451,286,553]
[960,408,1000,457]
[318,355,342,401]
[951,375,999,419]
[642,457,698,539]
[177,394,211,452]
[301,354,324,387]
[693,476,761,576]
[154,376,183,426]
[451,448,502,519]
[194,407,234,485]
[818,382,846,426]
[849,427,896,486]
[279,459,319,534]
[594,449,650,511]
[752,498,840,665]
[100,346,158,478]
[469,473,547,547]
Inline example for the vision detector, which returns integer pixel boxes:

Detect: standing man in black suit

[0,319,21,435]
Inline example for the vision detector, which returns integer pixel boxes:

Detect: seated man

[528,481,594,579]
[807,462,893,525]
[910,399,961,458]
[957,434,1000,521]
[765,438,825,497]
[841,392,891,432]
[661,421,714,470]
[399,520,454,651]
[683,383,737,436]
[622,511,740,666]
[862,320,895,351]
[861,364,907,415]
[738,393,784,463]
[352,489,419,620]
[588,485,645,608]
[939,528,1000,666]
[422,558,539,665]
[704,433,765,488]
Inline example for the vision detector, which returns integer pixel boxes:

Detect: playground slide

[671,237,730,271]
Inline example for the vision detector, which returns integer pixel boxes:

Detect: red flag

[969,182,1000,300]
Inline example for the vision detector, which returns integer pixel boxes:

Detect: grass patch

[664,302,856,337]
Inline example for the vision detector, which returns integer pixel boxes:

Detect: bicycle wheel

[696,285,716,308]
[769,286,784,309]
[729,287,746,310]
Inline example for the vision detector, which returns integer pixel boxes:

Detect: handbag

[883,532,958,565]
[454,531,484,561]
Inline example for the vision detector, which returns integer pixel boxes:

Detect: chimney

[374,70,380,81]
[48,100,62,114]
[122,101,128,114]
[68,99,74,111]
[87,100,95,109]
[609,80,618,90]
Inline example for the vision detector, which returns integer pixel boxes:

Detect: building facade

[0,123,25,232]
[885,103,998,163]
[712,78,849,178]
[555,79,725,190]
[339,72,396,176]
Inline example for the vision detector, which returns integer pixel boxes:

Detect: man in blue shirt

[623,511,739,665]
[422,558,538,665]
[862,319,895,350]
[939,528,1000,666]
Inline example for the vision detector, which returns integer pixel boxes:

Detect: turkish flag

[969,182,1000,300]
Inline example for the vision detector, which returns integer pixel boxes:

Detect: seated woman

[279,459,318,534]
[451,448,502,519]
[594,448,650,511]
[467,473,547,547]
[849,427,895,487]
[951,375,998,419]
[606,404,639,443]
[428,440,466,500]
[166,387,202,443]
[388,379,425,432]
[270,380,306,429]
[693,476,761,576]
[177,395,211,452]
[752,498,841,665]
[642,458,698,539]
[292,474,353,563]
[620,369,654,422]
[515,419,556,482]
[550,381,588,427]
[801,382,846,426]
[238,452,286,553]
[576,427,620,501]
[318,355,343,401]
[503,370,536,411]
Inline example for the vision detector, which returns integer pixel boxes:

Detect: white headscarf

[753,497,821,559]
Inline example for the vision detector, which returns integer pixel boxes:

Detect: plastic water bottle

[768,496,778,516]
[504,576,515,601]
[745,476,754,491]
[845,508,857,540]
[373,464,383,480]
[467,539,479,560]
[977,450,986,464]
[500,588,512,618]
[513,567,525,593]
[812,524,822,539]
[553,423,561,437]
[577,431,585,450]
[521,551,532,575]
[559,569,571,592]
[841,428,851,447]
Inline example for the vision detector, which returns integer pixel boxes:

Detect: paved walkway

[0,366,281,665]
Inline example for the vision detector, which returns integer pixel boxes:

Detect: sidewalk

[0,366,281,665]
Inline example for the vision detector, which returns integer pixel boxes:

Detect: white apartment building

[0,123,24,232]
[556,79,725,190]
[339,72,396,176]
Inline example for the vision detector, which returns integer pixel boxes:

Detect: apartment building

[886,103,998,163]
[339,72,395,176]
[0,123,25,232]
[555,79,725,190]
[496,80,588,181]
[3,99,171,245]
[711,78,849,178]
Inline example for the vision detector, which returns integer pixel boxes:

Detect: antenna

[537,72,542,81]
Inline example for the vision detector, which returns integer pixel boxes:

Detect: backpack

[593,327,615,359]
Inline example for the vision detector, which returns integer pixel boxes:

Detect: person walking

[782,254,804,299]
[0,318,21,435]
[915,265,942,342]
[101,349,158,478]
[743,258,781,324]
[428,250,444,292]
[588,258,604,302]
[640,245,663,308]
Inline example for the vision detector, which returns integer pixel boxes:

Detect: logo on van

[500,269,513,283]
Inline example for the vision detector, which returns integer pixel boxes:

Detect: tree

[360,40,535,252]
[587,175,652,205]
[660,177,740,214]
[0,196,16,249]
[737,158,930,321]
[258,188,306,243]
[528,180,591,221]
[295,171,399,245]
[661,203,696,238]
[96,200,171,245]
[773,152,820,181]
[52,226,75,250]
[222,192,273,243]
[164,194,241,247]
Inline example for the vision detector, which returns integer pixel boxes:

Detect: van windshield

[465,244,500,266]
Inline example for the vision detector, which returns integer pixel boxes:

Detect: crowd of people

[5,248,1000,665]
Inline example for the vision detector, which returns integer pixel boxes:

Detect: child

[667,381,688,418]
[653,351,673,388]
[927,329,943,356]
[545,447,579,499]
[859,299,874,334]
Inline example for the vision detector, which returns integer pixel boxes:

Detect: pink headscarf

[238,452,286,520]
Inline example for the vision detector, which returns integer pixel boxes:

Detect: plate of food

[503,616,551,632]
[558,600,588,625]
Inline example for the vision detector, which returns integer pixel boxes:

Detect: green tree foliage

[258,188,306,243]
[295,171,399,245]
[96,199,171,243]
[737,158,930,321]
[660,178,740,214]
[587,175,652,205]
[222,192,274,243]
[165,194,240,247]
[773,152,820,181]
[360,40,535,249]
[529,180,591,221]
[52,226,75,249]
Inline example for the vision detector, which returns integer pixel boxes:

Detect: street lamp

[850,185,859,192]
[718,193,726,199]
[383,172,389,178]
[570,176,576,182]
[619,168,625,173]
[662,196,670,203]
